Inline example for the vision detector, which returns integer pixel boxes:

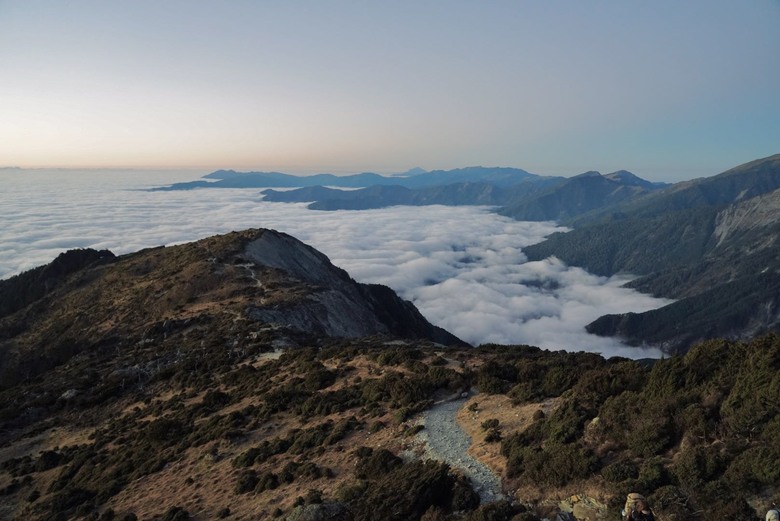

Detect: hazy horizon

[2,152,775,185]
[2,2,778,183]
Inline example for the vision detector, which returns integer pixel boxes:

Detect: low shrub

[601,459,639,483]
[161,506,190,521]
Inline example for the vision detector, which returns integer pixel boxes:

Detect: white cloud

[0,170,671,358]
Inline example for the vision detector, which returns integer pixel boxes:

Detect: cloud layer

[0,170,671,358]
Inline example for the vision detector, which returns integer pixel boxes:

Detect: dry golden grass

[0,426,93,464]
[104,407,414,520]
[456,394,556,480]
[455,394,611,521]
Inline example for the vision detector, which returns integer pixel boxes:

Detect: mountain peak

[395,167,428,177]
[0,229,464,387]
[241,229,351,288]
[604,170,658,189]
[572,170,602,179]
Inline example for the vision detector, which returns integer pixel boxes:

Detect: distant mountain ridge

[152,165,668,222]
[259,170,661,215]
[152,166,541,191]
[260,179,562,210]
[498,170,667,221]
[524,153,780,352]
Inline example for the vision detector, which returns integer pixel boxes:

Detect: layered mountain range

[523,153,780,353]
[151,153,780,352]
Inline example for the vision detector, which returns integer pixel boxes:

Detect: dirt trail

[415,394,505,503]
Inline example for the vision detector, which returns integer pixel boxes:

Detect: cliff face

[240,230,460,344]
[712,187,780,246]
[0,229,463,388]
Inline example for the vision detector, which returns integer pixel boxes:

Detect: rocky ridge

[0,228,462,389]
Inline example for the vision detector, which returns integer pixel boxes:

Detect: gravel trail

[416,395,505,503]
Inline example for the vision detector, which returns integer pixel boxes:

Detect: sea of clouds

[0,169,672,358]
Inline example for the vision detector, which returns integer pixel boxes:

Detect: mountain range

[152,153,780,352]
[151,166,542,191]
[523,153,780,353]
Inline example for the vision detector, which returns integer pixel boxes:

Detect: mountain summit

[0,229,463,388]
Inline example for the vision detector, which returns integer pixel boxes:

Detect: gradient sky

[1,1,778,181]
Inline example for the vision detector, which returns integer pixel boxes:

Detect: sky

[1,1,779,181]
[0,170,669,358]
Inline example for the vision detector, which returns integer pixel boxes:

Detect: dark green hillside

[523,208,718,278]
[568,153,780,225]
[0,249,115,320]
[3,321,779,520]
[523,154,780,352]
[500,334,780,518]
[587,272,780,353]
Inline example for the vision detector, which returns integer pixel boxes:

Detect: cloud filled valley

[1,170,671,357]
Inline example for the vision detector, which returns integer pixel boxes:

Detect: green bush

[201,390,231,410]
[502,440,597,486]
[144,417,187,444]
[481,419,500,431]
[256,472,279,492]
[235,470,259,493]
[355,448,402,480]
[335,480,368,503]
[484,428,502,443]
[672,444,726,489]
[635,457,669,491]
[461,500,527,521]
[601,459,639,483]
[347,460,462,521]
[508,382,542,404]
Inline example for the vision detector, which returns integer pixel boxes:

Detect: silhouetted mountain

[262,178,566,211]
[262,181,559,210]
[398,166,538,188]
[604,170,666,189]
[255,167,660,219]
[499,170,666,221]
[151,166,546,191]
[524,153,780,352]
[395,166,428,177]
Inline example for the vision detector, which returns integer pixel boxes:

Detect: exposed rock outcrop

[240,229,464,344]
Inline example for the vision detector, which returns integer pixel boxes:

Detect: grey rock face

[241,230,465,345]
[243,230,352,288]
